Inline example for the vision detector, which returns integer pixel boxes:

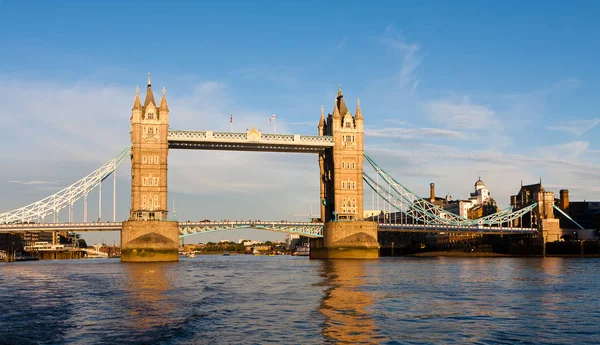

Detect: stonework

[310,221,379,259]
[122,75,179,262]
[130,77,170,221]
[319,88,364,222]
[314,88,379,259]
[121,220,179,262]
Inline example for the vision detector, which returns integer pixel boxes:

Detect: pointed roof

[159,87,169,111]
[318,106,325,127]
[355,98,362,120]
[132,85,142,110]
[336,86,349,116]
[144,73,156,107]
[332,96,341,119]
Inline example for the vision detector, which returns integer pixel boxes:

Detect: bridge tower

[121,74,179,262]
[537,191,561,243]
[311,87,379,259]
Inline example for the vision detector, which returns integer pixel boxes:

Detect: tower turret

[159,87,169,122]
[318,106,325,136]
[131,85,142,123]
[354,98,363,131]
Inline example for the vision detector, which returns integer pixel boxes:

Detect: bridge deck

[0,221,538,236]
[167,130,334,153]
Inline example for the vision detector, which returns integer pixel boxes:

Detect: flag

[270,114,276,122]
[230,114,233,123]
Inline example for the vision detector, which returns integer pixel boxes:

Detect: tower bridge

[1,75,558,262]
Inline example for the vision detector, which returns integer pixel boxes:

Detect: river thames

[1,256,599,344]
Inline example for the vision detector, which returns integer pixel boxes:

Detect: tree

[78,239,88,248]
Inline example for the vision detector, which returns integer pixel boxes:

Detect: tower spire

[319,106,325,126]
[336,85,349,116]
[132,85,141,110]
[355,98,362,119]
[332,97,340,119]
[160,87,169,111]
[144,73,156,107]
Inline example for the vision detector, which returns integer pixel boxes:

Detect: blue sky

[1,1,599,244]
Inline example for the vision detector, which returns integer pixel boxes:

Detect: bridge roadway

[0,221,538,237]
[167,130,335,153]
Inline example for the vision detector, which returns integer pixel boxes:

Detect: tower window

[147,113,154,120]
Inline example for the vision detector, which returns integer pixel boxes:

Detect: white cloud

[423,97,497,130]
[6,180,58,185]
[546,119,600,136]
[365,127,470,140]
[380,25,421,93]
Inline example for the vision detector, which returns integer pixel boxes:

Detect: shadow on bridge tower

[121,74,179,262]
[310,87,379,259]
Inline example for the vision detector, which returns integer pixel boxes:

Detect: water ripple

[1,256,599,344]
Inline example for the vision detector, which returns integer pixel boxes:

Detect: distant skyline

[1,1,599,244]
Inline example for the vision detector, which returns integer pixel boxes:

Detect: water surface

[1,256,599,344]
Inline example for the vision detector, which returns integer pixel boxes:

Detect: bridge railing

[168,130,334,146]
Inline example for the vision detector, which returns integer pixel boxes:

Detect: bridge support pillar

[310,221,379,259]
[540,219,561,244]
[121,220,179,262]
[537,191,561,244]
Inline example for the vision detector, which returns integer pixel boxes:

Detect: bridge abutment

[121,220,179,262]
[310,221,379,259]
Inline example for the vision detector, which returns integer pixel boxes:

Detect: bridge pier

[537,191,562,245]
[310,221,379,259]
[121,220,179,262]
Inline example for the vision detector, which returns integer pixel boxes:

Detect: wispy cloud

[546,119,600,136]
[423,97,497,130]
[6,180,58,185]
[380,25,421,93]
[335,37,348,49]
[366,127,470,140]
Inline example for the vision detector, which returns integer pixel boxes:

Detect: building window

[345,121,352,128]
[142,195,147,208]
[142,156,147,164]
[153,195,159,208]
[147,112,154,120]
[154,156,159,164]
[352,162,356,169]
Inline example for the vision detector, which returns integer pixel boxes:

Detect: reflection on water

[319,260,386,344]
[123,263,175,331]
[1,257,600,344]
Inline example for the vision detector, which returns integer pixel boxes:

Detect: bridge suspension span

[0,146,131,225]
[1,146,539,235]
[362,152,538,229]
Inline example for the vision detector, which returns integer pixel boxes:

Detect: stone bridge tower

[311,88,379,259]
[121,74,179,262]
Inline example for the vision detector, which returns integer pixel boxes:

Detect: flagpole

[230,114,233,132]
[274,118,276,134]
